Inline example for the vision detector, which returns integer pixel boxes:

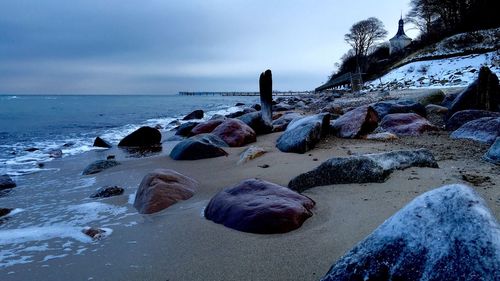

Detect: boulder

[276,114,330,154]
[93,137,112,148]
[210,114,226,120]
[320,104,343,115]
[175,122,199,137]
[237,146,266,165]
[118,126,161,147]
[211,119,256,147]
[82,227,107,240]
[82,160,120,175]
[441,92,460,108]
[0,208,13,218]
[238,112,273,135]
[251,104,261,111]
[273,103,294,112]
[448,66,500,116]
[405,89,445,106]
[425,104,448,127]
[331,106,378,138]
[0,175,16,190]
[134,169,197,214]
[289,149,438,192]
[380,113,438,136]
[48,149,63,158]
[225,108,257,118]
[450,117,500,144]
[321,184,500,281]
[484,138,500,165]
[170,134,228,160]
[182,109,204,120]
[235,102,245,106]
[272,112,302,132]
[204,179,315,234]
[90,186,124,198]
[371,100,426,119]
[446,109,500,131]
[365,132,398,141]
[190,120,225,135]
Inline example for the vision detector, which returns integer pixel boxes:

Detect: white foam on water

[65,202,128,225]
[128,192,136,205]
[0,226,93,245]
[42,254,68,262]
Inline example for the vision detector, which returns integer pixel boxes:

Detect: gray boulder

[82,160,120,175]
[272,112,303,132]
[371,100,426,119]
[289,149,438,192]
[321,184,500,281]
[276,114,330,154]
[238,112,273,135]
[175,122,199,137]
[170,134,228,160]
[446,109,500,131]
[93,137,112,148]
[90,186,124,198]
[0,175,16,190]
[448,66,500,116]
[118,126,161,147]
[450,117,500,144]
[484,137,500,165]
[182,109,204,120]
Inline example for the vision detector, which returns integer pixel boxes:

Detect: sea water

[0,94,258,271]
[0,94,258,176]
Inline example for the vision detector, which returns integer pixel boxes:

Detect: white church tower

[389,16,412,55]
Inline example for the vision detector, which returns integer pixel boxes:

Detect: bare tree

[344,17,388,71]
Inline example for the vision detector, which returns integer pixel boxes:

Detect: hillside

[365,28,500,91]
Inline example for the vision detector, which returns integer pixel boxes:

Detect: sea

[0,94,258,176]
[0,94,258,273]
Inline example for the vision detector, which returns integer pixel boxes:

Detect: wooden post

[259,69,273,125]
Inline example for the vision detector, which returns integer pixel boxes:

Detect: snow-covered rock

[321,184,500,281]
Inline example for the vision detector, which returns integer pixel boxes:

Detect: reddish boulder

[191,119,225,135]
[118,126,161,147]
[331,105,379,138]
[134,169,198,214]
[380,113,438,136]
[211,119,256,147]
[204,179,315,234]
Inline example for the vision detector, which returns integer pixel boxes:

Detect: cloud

[0,0,412,94]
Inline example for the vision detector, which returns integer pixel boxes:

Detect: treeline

[407,0,499,44]
[327,0,499,85]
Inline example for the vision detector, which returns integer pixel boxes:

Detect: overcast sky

[0,0,415,94]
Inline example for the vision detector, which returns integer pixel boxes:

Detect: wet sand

[3,129,499,281]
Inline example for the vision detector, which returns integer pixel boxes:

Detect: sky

[0,0,416,94]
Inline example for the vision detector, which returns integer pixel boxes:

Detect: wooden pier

[179,91,312,96]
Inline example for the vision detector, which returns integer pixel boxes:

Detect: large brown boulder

[380,113,438,136]
[182,109,204,120]
[134,169,197,214]
[190,119,225,135]
[205,179,315,234]
[331,105,378,138]
[118,126,161,147]
[211,119,256,147]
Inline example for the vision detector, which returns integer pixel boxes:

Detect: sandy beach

[2,118,498,280]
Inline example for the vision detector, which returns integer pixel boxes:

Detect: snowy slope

[367,51,500,90]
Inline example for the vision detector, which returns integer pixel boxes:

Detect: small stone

[90,186,124,198]
[82,227,107,240]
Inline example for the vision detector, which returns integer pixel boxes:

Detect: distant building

[389,16,412,55]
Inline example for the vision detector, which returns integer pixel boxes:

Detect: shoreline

[0,87,499,280]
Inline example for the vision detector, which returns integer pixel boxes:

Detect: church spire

[397,16,406,36]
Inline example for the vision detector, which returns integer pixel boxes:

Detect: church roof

[390,17,411,41]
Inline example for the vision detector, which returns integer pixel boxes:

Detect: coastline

[2,122,498,280]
